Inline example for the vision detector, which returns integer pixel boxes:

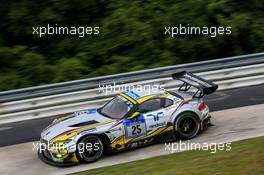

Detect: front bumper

[38,139,79,167]
[38,149,79,167]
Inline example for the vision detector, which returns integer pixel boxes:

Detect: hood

[41,109,115,141]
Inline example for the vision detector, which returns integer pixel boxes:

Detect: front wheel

[76,135,104,163]
[174,112,200,140]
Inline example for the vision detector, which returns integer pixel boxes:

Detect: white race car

[38,71,218,166]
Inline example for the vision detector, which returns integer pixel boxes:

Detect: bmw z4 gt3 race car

[38,71,218,166]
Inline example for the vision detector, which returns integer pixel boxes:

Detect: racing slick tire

[174,112,200,140]
[76,135,104,163]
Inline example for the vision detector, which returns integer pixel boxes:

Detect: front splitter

[38,151,78,167]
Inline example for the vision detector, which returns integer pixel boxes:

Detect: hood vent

[70,120,98,127]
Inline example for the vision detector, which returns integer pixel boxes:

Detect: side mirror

[127,111,140,120]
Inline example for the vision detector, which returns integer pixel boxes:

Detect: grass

[73,136,264,175]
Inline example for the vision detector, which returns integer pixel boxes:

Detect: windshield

[99,95,134,119]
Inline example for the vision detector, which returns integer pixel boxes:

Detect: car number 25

[125,122,146,137]
[131,124,142,134]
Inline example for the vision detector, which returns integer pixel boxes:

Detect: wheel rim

[78,137,103,161]
[177,116,198,137]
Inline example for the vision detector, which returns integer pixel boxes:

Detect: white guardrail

[0,55,264,124]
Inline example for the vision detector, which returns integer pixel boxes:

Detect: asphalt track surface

[0,103,263,175]
[0,84,264,147]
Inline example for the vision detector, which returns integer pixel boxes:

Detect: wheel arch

[77,133,111,154]
[172,111,201,140]
[172,110,200,131]
[172,109,200,124]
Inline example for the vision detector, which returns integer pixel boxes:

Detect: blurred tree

[18,52,55,86]
[53,58,86,82]
[0,0,263,90]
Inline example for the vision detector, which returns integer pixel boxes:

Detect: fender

[170,103,201,125]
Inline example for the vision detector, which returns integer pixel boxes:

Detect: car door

[123,112,147,139]
[138,98,168,135]
[123,98,170,140]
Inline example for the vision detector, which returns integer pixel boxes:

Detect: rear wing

[172,71,218,98]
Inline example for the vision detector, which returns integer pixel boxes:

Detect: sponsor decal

[74,109,96,116]
[149,122,166,129]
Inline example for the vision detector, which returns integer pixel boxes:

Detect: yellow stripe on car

[51,120,114,142]
[136,95,156,104]
[143,127,167,139]
[120,93,137,104]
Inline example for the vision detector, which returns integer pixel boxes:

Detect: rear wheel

[174,112,200,140]
[76,135,104,163]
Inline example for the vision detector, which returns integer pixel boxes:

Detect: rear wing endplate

[172,71,218,97]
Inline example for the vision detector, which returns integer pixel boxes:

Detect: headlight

[59,148,68,155]
[50,139,72,150]
[50,133,77,148]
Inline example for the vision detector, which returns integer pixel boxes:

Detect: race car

[38,71,218,166]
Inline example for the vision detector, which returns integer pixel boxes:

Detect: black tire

[174,112,200,140]
[76,135,104,163]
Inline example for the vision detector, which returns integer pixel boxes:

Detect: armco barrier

[0,53,263,124]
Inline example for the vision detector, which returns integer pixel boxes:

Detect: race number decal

[124,115,147,138]
[131,125,142,135]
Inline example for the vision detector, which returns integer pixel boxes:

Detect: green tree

[0,0,263,91]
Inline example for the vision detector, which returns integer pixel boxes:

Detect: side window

[164,98,174,108]
[138,99,162,113]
